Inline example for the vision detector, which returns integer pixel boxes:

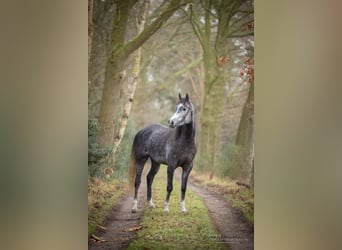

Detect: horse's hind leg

[132,158,147,213]
[146,160,160,208]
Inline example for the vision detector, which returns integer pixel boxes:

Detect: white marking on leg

[164,201,169,213]
[180,200,187,213]
[132,199,138,213]
[148,199,155,208]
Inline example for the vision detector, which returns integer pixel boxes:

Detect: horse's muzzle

[168,119,175,128]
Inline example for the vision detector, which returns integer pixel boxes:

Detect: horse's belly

[147,150,167,164]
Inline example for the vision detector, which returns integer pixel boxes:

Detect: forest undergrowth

[88,176,128,236]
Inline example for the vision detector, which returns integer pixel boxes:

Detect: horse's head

[168,93,193,128]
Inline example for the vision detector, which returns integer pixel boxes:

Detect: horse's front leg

[164,165,175,213]
[180,165,193,213]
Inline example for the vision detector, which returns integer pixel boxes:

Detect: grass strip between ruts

[128,167,228,250]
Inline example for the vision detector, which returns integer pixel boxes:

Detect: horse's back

[132,124,171,159]
[134,124,170,140]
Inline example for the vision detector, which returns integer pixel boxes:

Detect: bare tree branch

[114,0,182,59]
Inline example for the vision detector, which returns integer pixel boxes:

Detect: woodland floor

[89,168,254,250]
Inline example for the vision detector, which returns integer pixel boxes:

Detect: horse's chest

[167,144,196,166]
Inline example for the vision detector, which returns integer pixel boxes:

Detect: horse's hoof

[164,201,169,213]
[132,199,138,213]
[148,200,156,208]
[180,201,187,213]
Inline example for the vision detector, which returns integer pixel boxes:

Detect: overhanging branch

[114,0,181,59]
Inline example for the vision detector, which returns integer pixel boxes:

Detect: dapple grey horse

[128,93,197,213]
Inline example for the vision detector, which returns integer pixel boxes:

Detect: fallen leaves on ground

[125,226,143,232]
[97,225,107,230]
[91,234,107,242]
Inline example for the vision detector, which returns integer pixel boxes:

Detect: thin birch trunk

[111,0,149,163]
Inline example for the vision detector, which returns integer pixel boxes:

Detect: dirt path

[89,169,253,250]
[181,171,254,250]
[88,173,148,250]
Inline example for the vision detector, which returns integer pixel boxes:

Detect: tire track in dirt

[88,173,148,250]
[177,169,254,250]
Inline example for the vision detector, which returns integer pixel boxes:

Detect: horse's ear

[179,93,182,100]
[185,93,189,102]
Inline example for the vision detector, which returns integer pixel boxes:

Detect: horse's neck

[175,105,196,143]
[175,122,195,143]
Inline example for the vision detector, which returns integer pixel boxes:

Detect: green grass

[127,168,228,250]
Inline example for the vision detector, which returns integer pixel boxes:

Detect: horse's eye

[182,108,186,111]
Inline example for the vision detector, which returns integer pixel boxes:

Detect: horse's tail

[128,151,136,196]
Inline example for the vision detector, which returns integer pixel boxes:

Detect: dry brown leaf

[97,225,107,230]
[125,226,142,232]
[91,234,107,242]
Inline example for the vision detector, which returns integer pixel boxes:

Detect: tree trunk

[190,0,240,174]
[97,0,131,149]
[235,81,254,179]
[88,0,93,63]
[200,71,225,173]
[198,69,213,168]
[248,134,254,186]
